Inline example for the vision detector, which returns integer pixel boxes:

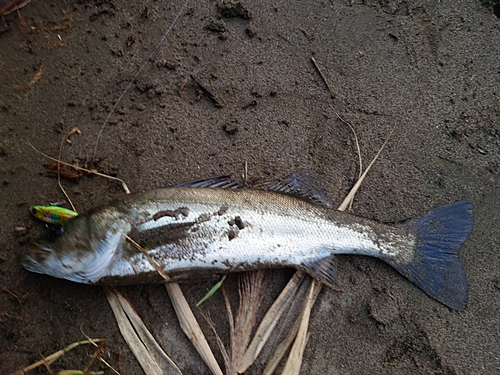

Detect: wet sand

[0,1,499,374]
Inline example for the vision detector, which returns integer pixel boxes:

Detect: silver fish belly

[21,174,473,310]
[103,188,413,282]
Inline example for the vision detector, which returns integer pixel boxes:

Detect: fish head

[21,207,131,284]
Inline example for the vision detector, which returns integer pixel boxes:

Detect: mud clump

[217,1,252,19]
[205,18,227,33]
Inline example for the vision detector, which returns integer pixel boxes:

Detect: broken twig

[28,142,130,194]
[11,339,105,375]
[57,128,78,211]
[311,56,334,97]
[190,74,223,107]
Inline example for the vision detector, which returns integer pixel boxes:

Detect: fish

[20,172,474,311]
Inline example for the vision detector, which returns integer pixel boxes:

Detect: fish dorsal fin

[267,171,333,207]
[173,175,247,189]
[174,172,333,207]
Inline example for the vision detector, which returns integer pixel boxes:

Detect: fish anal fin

[267,171,333,207]
[300,255,337,288]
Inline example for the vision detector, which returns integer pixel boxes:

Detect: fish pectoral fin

[300,255,337,288]
[165,272,224,283]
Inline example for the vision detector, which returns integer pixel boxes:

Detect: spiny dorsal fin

[173,176,247,189]
[267,171,333,207]
[174,172,333,207]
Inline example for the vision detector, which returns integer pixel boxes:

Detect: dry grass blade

[121,232,171,281]
[312,56,362,181]
[80,334,120,375]
[237,271,306,373]
[165,283,224,375]
[222,271,265,374]
[335,112,362,182]
[80,332,120,375]
[125,231,220,374]
[261,314,302,375]
[337,124,396,212]
[261,275,313,375]
[280,279,321,375]
[11,339,104,375]
[201,311,231,373]
[105,288,182,375]
[205,272,266,375]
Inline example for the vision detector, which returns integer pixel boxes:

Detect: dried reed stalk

[106,288,182,375]
[165,283,224,375]
[224,271,265,374]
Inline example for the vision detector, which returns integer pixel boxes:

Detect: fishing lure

[30,206,78,224]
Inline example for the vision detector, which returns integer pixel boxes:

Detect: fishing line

[93,0,190,158]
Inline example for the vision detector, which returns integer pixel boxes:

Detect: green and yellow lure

[30,206,78,224]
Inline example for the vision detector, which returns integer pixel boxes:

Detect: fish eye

[47,225,64,241]
[31,207,37,214]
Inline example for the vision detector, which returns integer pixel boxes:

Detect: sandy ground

[0,0,499,374]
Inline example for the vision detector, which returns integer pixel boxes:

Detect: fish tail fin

[387,201,473,311]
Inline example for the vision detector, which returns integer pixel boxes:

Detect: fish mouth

[20,252,80,282]
[20,244,88,283]
[21,231,124,284]
[20,253,39,272]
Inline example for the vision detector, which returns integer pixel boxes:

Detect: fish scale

[125,188,381,268]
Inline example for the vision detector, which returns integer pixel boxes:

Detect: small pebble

[223,123,238,135]
[14,226,28,236]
